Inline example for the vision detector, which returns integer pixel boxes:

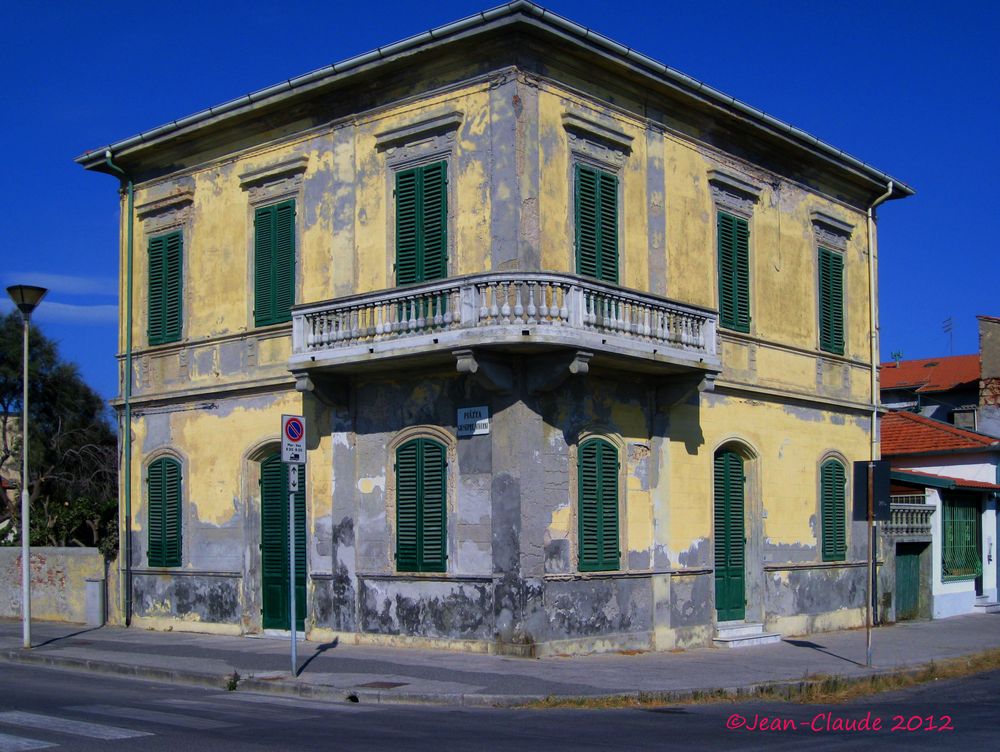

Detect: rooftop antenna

[942,317,954,355]
[890,350,903,366]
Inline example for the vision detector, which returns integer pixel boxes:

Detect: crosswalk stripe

[0,733,57,752]
[67,705,234,730]
[212,693,376,712]
[156,698,317,721]
[0,712,152,740]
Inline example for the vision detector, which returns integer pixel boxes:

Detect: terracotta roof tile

[881,411,1000,455]
[879,354,979,392]
[891,469,1000,490]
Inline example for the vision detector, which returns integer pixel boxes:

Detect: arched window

[395,437,447,572]
[578,437,620,572]
[147,456,182,567]
[820,458,847,562]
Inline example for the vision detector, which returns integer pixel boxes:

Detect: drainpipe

[868,180,893,462]
[103,150,134,627]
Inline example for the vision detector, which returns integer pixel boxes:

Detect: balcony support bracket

[527,350,593,394]
[656,374,715,410]
[294,372,349,408]
[453,349,512,394]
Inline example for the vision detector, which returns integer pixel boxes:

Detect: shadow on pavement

[783,638,865,667]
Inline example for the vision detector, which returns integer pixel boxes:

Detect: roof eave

[75,1,914,196]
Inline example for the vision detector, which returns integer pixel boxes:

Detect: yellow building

[77,2,911,655]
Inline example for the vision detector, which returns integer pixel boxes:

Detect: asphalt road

[2,662,996,751]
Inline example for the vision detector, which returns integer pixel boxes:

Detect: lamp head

[6,285,48,318]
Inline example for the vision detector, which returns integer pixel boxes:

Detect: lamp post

[6,284,47,649]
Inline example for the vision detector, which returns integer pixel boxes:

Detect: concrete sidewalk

[2,615,998,706]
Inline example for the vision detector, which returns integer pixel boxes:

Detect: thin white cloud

[2,272,116,297]
[0,299,117,325]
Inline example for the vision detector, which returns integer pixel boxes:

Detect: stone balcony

[290,272,719,393]
[886,497,935,541]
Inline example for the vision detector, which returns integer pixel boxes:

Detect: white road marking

[156,698,316,721]
[212,693,377,712]
[67,705,234,730]
[0,733,57,752]
[0,712,152,740]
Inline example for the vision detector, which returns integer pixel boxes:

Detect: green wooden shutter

[819,247,845,355]
[395,162,448,287]
[395,440,420,571]
[714,450,746,620]
[395,438,447,573]
[254,201,295,326]
[820,460,847,562]
[260,453,304,629]
[718,211,750,332]
[273,202,296,323]
[147,457,181,567]
[578,438,619,572]
[148,236,165,344]
[419,439,447,571]
[420,162,448,282]
[575,165,619,284]
[163,232,183,343]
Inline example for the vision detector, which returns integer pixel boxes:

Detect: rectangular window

[147,231,182,345]
[395,161,448,286]
[578,438,620,571]
[575,164,619,284]
[819,247,845,354]
[254,200,296,327]
[148,457,182,567]
[395,438,447,572]
[717,211,750,332]
[820,459,847,562]
[942,493,981,580]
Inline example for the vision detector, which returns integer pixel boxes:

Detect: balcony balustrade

[290,272,719,375]
[886,497,935,540]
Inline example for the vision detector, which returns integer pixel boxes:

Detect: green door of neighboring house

[714,450,746,621]
[261,453,306,631]
[895,544,922,621]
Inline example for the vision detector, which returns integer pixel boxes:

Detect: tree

[0,311,117,551]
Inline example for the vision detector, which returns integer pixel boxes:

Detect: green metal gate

[714,450,746,621]
[895,544,921,621]
[261,454,306,631]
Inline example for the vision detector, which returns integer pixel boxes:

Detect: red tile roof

[879,354,979,393]
[892,469,1000,490]
[881,411,1000,455]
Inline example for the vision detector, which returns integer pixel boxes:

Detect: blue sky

[2,0,997,400]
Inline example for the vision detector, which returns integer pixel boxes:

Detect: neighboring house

[882,411,999,620]
[76,2,912,655]
[880,354,979,427]
[880,315,1000,437]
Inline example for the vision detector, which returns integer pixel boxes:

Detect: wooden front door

[260,454,306,631]
[895,544,921,621]
[714,450,746,621]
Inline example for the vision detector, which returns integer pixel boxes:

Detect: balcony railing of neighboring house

[291,272,719,372]
[886,495,935,539]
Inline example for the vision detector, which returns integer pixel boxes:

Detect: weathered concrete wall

[0,548,104,624]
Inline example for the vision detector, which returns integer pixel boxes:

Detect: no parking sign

[281,414,307,464]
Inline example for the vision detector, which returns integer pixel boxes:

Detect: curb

[0,647,981,709]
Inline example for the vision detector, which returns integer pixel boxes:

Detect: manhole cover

[355,681,409,689]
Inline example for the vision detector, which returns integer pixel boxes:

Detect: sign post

[281,414,306,677]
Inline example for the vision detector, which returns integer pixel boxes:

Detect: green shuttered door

[395,438,447,572]
[575,164,619,284]
[820,460,847,562]
[395,162,447,286]
[714,450,745,621]
[818,247,845,354]
[578,438,620,572]
[717,211,750,332]
[147,457,181,567]
[261,453,306,630]
[148,232,182,345]
[254,201,296,327]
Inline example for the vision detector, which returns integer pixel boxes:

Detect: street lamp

[6,284,47,649]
